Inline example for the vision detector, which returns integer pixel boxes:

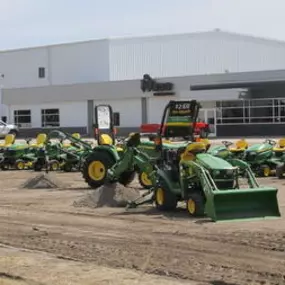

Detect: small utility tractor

[82,104,128,188]
[104,100,280,222]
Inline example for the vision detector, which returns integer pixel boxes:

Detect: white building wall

[0,47,50,89]
[109,31,285,81]
[50,40,109,85]
[9,101,87,128]
[93,98,142,128]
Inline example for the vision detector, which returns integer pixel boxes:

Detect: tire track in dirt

[0,215,284,285]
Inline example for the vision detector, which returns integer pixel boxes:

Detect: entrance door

[198,108,217,137]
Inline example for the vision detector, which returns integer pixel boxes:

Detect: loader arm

[107,146,157,186]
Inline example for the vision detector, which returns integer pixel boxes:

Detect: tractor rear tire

[118,170,136,186]
[186,193,205,217]
[82,151,116,189]
[154,187,177,211]
[276,164,284,179]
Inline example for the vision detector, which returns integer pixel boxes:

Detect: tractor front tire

[154,187,177,211]
[276,164,284,179]
[15,159,26,170]
[82,151,116,189]
[186,193,205,217]
[138,171,153,189]
[259,164,271,177]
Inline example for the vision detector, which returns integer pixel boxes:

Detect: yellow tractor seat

[0,134,16,147]
[72,133,81,139]
[229,139,248,152]
[180,142,206,161]
[30,133,47,148]
[273,138,285,152]
[99,134,113,145]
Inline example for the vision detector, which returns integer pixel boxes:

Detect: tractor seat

[0,134,16,148]
[30,133,47,148]
[99,134,113,145]
[273,138,285,152]
[229,139,248,152]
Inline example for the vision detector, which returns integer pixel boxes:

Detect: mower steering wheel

[265,139,276,146]
[221,140,233,148]
[25,138,32,144]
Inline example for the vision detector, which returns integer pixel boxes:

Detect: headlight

[226,169,234,176]
[213,170,221,176]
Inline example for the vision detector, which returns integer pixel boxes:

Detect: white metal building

[2,30,285,137]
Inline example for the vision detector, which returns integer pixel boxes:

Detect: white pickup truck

[0,120,19,138]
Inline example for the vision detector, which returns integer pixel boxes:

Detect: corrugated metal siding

[109,31,285,81]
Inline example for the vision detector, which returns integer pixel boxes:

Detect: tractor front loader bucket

[206,187,280,222]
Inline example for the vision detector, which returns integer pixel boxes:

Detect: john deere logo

[140,74,175,96]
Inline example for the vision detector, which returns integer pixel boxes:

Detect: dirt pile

[74,183,141,208]
[20,173,67,189]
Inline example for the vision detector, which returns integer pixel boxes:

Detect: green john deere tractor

[82,104,130,188]
[104,100,280,222]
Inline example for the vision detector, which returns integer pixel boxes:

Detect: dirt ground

[0,171,285,285]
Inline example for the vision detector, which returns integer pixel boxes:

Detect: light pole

[0,73,4,120]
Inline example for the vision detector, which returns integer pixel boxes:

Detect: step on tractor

[242,139,281,177]
[0,133,48,170]
[82,104,128,188]
[105,100,280,222]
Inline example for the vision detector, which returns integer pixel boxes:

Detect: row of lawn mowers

[206,137,285,179]
[0,130,94,172]
[79,101,281,222]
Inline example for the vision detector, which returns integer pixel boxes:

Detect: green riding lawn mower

[32,130,94,172]
[0,133,48,170]
[82,99,281,222]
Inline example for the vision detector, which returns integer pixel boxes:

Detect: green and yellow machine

[83,99,281,222]
[82,104,130,188]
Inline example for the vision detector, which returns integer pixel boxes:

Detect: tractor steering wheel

[221,140,233,148]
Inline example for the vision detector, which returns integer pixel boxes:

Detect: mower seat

[273,138,285,152]
[0,134,16,148]
[180,142,206,161]
[99,134,113,145]
[30,133,47,148]
[62,133,82,148]
[229,139,248,152]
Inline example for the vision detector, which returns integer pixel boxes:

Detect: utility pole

[0,73,4,119]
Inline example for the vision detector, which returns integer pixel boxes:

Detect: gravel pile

[73,183,141,208]
[21,173,67,189]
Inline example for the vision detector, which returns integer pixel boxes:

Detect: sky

[0,0,285,50]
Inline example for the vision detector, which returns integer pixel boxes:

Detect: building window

[216,98,281,125]
[14,110,31,128]
[41,109,60,127]
[38,67,45,78]
[113,112,120,126]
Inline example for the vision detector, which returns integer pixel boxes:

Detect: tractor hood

[196,153,234,170]
[245,143,273,153]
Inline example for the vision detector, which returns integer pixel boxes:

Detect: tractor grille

[244,152,256,161]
